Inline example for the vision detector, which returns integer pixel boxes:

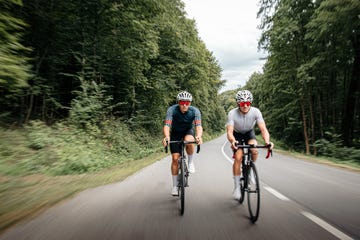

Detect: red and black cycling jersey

[164,104,202,132]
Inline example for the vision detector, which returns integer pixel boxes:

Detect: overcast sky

[182,0,266,92]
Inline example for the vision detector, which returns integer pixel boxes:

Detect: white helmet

[235,90,253,103]
[176,91,193,102]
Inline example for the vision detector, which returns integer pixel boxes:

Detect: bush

[314,131,360,162]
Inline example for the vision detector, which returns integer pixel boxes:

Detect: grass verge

[0,151,166,234]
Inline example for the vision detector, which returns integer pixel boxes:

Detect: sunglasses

[179,101,191,106]
[238,101,252,107]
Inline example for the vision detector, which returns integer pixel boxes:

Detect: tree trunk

[308,94,316,155]
[300,99,310,154]
[318,94,324,138]
[25,93,34,124]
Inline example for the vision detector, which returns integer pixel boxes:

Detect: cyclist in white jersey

[226,90,274,200]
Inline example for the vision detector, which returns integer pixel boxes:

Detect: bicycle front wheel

[239,176,245,204]
[179,157,186,215]
[247,162,260,223]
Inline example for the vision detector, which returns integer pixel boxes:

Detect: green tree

[0,0,32,122]
[306,0,360,146]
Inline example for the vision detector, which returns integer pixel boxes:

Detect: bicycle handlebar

[235,143,273,159]
[235,144,269,148]
[164,140,200,154]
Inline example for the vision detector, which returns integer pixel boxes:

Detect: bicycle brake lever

[265,149,272,159]
[165,141,169,153]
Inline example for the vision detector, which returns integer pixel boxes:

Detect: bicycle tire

[239,176,245,204]
[179,157,186,215]
[247,162,260,223]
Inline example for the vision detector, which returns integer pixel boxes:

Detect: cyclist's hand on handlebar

[230,140,238,150]
[162,137,169,147]
[265,142,274,159]
[266,142,274,150]
[195,136,203,145]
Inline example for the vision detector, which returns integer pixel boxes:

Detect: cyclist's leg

[232,132,244,200]
[184,129,196,173]
[184,128,195,155]
[171,153,180,196]
[232,149,243,200]
[248,139,258,161]
[170,132,182,195]
[171,153,181,175]
[233,131,245,176]
[233,149,243,176]
[247,130,258,161]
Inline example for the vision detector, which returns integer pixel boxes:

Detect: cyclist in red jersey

[162,91,203,196]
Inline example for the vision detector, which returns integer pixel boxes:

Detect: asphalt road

[1,135,359,240]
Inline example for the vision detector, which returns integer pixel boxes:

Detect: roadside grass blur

[0,121,165,233]
[0,151,165,234]
[0,121,219,234]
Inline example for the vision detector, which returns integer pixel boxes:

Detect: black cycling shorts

[233,130,256,144]
[170,128,195,154]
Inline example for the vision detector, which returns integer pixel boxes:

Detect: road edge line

[301,211,353,240]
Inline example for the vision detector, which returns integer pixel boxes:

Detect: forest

[1,0,359,173]
[254,0,359,159]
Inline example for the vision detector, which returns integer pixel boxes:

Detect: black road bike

[235,141,272,223]
[165,140,200,215]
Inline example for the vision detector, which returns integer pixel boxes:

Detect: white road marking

[301,212,353,240]
[263,186,290,201]
[221,140,234,164]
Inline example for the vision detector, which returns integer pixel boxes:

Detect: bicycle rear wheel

[179,157,186,215]
[247,162,260,223]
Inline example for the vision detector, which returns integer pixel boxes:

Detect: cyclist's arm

[163,106,175,146]
[226,110,238,149]
[257,121,273,149]
[226,124,237,149]
[162,125,170,147]
[163,125,170,139]
[195,125,203,144]
[193,107,203,144]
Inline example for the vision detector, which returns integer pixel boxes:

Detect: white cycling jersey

[227,107,264,134]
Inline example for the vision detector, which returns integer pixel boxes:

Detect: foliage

[314,131,360,162]
[256,0,360,157]
[0,0,32,91]
[0,120,162,176]
[69,80,113,128]
[0,0,33,124]
[0,0,225,136]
